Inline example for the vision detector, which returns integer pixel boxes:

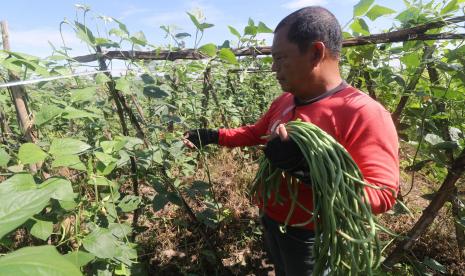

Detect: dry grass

[136,147,274,275]
[137,144,465,275]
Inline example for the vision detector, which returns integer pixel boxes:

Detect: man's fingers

[182,138,195,149]
[277,124,289,141]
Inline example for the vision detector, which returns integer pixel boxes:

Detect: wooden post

[427,61,465,257]
[383,149,465,268]
[1,20,38,172]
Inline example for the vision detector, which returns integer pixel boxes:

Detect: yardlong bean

[251,120,381,275]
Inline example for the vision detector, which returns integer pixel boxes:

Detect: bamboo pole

[73,16,465,63]
[1,20,38,172]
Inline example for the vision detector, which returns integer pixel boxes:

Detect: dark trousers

[261,214,315,276]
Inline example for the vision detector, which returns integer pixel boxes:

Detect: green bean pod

[250,120,383,275]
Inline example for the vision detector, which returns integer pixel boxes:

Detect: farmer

[183,6,399,276]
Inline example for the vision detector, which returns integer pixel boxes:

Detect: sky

[0,0,407,58]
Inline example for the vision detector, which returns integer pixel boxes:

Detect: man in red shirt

[184,6,399,275]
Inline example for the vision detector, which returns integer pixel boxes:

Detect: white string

[0,69,127,88]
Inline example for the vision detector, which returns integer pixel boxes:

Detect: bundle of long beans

[251,120,382,275]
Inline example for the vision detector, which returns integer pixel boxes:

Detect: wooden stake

[1,20,38,172]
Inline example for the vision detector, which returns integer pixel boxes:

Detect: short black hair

[275,6,342,57]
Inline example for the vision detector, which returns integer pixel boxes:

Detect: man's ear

[310,42,326,65]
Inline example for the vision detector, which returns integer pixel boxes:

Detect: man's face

[271,26,315,97]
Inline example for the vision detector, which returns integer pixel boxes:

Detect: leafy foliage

[0,0,464,274]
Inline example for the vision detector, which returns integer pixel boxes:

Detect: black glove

[184,129,219,148]
[264,137,311,184]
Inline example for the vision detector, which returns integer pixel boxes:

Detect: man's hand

[264,124,311,184]
[183,129,219,149]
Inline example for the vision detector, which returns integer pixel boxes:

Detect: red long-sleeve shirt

[218,86,399,230]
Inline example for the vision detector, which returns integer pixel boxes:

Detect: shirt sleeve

[341,101,400,214]
[218,94,282,147]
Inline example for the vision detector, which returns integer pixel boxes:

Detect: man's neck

[297,75,343,102]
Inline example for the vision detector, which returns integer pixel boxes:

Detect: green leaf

[70,87,96,103]
[109,28,126,38]
[95,37,119,48]
[96,161,117,176]
[400,52,421,68]
[366,5,396,21]
[35,105,63,127]
[423,257,446,274]
[0,148,11,167]
[63,106,99,120]
[199,23,214,30]
[6,53,50,77]
[350,18,370,35]
[187,181,210,198]
[143,86,170,98]
[95,152,118,166]
[440,0,459,15]
[117,150,130,167]
[244,25,257,36]
[49,138,91,157]
[1,57,23,74]
[7,51,40,62]
[140,73,155,84]
[41,177,74,202]
[175,32,191,39]
[30,219,53,241]
[0,173,35,194]
[52,155,86,171]
[0,245,82,276]
[248,18,254,26]
[395,6,419,23]
[218,48,238,64]
[100,141,118,154]
[433,141,459,150]
[425,133,444,145]
[152,194,169,211]
[95,73,111,84]
[87,176,116,187]
[18,143,47,165]
[130,31,147,46]
[0,190,50,238]
[187,12,201,29]
[58,199,77,211]
[101,139,127,154]
[228,26,241,38]
[167,192,182,206]
[257,22,273,33]
[115,78,131,93]
[112,18,129,35]
[151,146,163,164]
[108,223,132,240]
[118,195,142,212]
[220,40,230,49]
[353,0,374,17]
[0,175,64,238]
[82,227,122,259]
[63,251,95,268]
[199,43,217,57]
[75,21,96,47]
